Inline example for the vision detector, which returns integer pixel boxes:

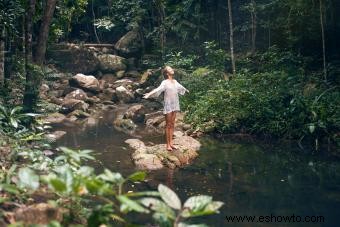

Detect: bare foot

[166,146,173,151]
[170,145,178,150]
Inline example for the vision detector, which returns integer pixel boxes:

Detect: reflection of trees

[226,161,233,207]
[166,168,175,190]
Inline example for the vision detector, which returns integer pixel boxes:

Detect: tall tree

[155,0,166,59]
[319,0,327,80]
[23,0,37,111]
[0,30,4,87]
[34,0,58,64]
[227,0,236,76]
[250,0,257,54]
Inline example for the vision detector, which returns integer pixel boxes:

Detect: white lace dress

[147,79,188,114]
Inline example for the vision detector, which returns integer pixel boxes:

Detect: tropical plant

[0,106,39,134]
[9,146,224,226]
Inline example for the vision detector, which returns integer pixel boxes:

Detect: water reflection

[55,114,340,227]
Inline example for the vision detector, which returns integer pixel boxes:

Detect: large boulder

[114,28,143,57]
[97,54,127,73]
[115,86,135,103]
[140,68,162,88]
[64,89,88,101]
[47,44,99,74]
[69,73,100,93]
[101,73,117,85]
[124,104,146,123]
[60,99,89,114]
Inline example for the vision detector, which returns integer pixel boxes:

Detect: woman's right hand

[143,93,150,99]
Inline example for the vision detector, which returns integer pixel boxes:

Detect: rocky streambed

[42,42,200,170]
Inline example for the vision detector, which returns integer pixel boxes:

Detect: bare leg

[165,113,172,151]
[170,111,177,149]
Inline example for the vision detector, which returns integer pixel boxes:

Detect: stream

[55,110,340,227]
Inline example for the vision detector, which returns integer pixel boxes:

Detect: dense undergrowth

[175,45,340,150]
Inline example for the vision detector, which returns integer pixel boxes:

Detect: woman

[143,66,189,151]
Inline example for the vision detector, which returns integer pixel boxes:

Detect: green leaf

[158,184,182,210]
[98,169,124,185]
[0,184,20,194]
[10,106,22,115]
[126,191,160,197]
[77,166,94,177]
[204,201,224,213]
[49,178,67,192]
[117,195,149,213]
[18,167,39,190]
[127,171,146,182]
[308,124,315,134]
[139,197,176,220]
[152,212,172,226]
[183,195,212,212]
[10,117,18,128]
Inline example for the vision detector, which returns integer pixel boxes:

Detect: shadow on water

[55,111,340,227]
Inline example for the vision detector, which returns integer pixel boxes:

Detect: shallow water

[56,111,340,227]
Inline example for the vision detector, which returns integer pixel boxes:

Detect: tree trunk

[227,0,236,76]
[23,0,37,112]
[34,0,57,64]
[92,0,100,43]
[156,0,166,60]
[319,0,327,81]
[251,0,257,54]
[0,29,5,87]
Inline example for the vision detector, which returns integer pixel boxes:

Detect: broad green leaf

[0,184,20,194]
[152,212,172,225]
[0,197,7,204]
[49,178,67,192]
[54,166,74,193]
[158,184,182,210]
[18,167,39,190]
[77,166,94,177]
[117,195,149,213]
[10,106,22,115]
[183,195,212,212]
[204,201,224,213]
[127,171,146,182]
[139,197,176,219]
[98,169,124,184]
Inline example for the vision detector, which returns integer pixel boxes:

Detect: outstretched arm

[175,80,189,95]
[143,80,166,99]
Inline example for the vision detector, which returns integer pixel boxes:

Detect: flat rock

[14,203,63,225]
[42,112,66,124]
[125,133,200,170]
[45,131,66,142]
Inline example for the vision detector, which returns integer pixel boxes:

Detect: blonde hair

[162,66,172,79]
